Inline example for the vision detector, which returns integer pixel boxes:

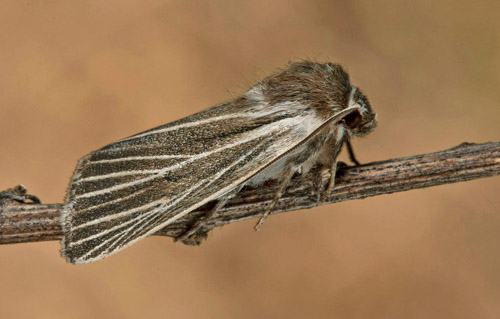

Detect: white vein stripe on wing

[91,154,191,164]
[120,113,251,142]
[75,117,295,199]
[79,169,163,182]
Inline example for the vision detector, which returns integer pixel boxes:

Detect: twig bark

[1,142,499,245]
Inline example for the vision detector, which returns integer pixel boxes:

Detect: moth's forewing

[61,101,324,263]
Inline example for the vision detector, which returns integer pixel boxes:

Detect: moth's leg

[310,164,328,204]
[319,160,338,202]
[176,186,242,245]
[254,167,295,231]
[317,138,359,202]
[345,139,361,166]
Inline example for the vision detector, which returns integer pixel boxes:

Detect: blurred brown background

[1,1,499,318]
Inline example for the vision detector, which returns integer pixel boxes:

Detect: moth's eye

[344,110,363,128]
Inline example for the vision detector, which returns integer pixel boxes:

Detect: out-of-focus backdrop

[1,1,499,318]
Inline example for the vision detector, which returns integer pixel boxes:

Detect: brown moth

[61,61,377,263]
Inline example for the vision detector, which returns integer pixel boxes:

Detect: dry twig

[1,142,499,245]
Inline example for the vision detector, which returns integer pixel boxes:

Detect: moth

[61,61,377,264]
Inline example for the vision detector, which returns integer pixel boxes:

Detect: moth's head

[258,61,377,137]
[342,86,377,137]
